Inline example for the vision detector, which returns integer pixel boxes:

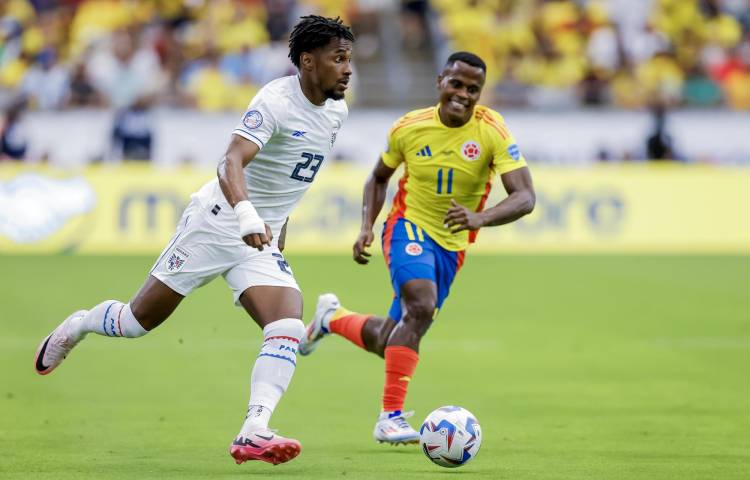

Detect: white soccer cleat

[34,310,88,375]
[298,293,340,356]
[373,410,420,445]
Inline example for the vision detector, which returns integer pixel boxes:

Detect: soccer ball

[419,406,482,468]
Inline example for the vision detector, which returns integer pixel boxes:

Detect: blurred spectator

[20,49,69,110]
[87,28,165,109]
[400,0,431,52]
[265,0,295,42]
[111,97,154,162]
[66,61,105,108]
[0,96,29,161]
[184,49,240,111]
[683,65,723,106]
[646,104,676,161]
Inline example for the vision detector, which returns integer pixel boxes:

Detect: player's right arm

[353,158,396,264]
[219,93,281,251]
[217,134,273,250]
[354,116,406,264]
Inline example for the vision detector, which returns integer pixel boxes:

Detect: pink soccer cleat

[34,310,88,375]
[229,430,301,466]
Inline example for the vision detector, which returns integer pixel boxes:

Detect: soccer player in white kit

[33,15,354,466]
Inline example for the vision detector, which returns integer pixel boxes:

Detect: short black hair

[288,15,355,68]
[445,51,486,73]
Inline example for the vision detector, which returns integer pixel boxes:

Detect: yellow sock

[330,305,355,323]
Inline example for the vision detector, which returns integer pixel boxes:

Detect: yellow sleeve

[487,111,527,175]
[380,123,405,169]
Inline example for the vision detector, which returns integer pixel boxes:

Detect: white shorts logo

[405,242,423,256]
[166,246,190,272]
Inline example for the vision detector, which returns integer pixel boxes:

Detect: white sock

[69,301,148,340]
[240,318,305,435]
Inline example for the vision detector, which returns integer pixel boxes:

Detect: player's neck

[437,106,471,128]
[298,75,327,106]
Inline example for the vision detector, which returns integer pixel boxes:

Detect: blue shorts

[381,217,465,322]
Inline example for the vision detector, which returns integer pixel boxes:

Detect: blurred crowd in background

[435,0,750,109]
[2,0,750,111]
[1,0,749,163]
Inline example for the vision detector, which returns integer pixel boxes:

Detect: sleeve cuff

[233,129,265,149]
[495,158,527,175]
[381,153,402,169]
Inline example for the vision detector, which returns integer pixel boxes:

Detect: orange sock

[329,309,371,349]
[382,346,419,412]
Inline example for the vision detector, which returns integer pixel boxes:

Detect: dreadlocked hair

[288,15,355,68]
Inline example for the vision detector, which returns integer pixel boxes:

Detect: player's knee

[402,301,435,340]
[405,299,436,324]
[265,318,305,340]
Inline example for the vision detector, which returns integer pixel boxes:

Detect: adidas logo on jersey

[416,145,432,157]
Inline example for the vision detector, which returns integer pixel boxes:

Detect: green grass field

[1,254,749,479]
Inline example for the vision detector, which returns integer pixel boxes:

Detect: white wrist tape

[234,200,265,237]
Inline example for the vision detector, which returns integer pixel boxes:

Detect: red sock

[329,313,370,349]
[382,346,419,412]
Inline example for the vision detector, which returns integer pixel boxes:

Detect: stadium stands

[0,0,748,111]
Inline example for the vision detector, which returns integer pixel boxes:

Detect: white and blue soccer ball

[419,406,482,468]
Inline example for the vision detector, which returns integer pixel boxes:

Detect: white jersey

[192,75,348,238]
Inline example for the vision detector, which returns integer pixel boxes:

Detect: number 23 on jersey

[290,152,323,182]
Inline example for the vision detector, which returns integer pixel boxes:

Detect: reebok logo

[292,130,306,138]
[416,145,432,157]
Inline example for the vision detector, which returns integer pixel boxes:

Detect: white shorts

[150,200,299,306]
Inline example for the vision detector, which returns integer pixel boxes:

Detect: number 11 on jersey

[437,168,454,194]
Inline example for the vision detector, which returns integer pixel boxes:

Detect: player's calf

[362,317,396,358]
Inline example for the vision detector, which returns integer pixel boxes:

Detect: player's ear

[436,73,444,90]
[300,52,314,72]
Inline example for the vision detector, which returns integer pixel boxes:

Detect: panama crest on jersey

[166,246,190,272]
[461,141,481,161]
[243,110,263,129]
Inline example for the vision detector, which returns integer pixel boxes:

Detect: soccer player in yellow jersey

[299,52,536,444]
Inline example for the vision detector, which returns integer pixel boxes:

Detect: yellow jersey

[381,104,527,251]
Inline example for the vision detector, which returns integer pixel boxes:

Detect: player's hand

[444,199,484,233]
[353,229,374,265]
[242,224,273,251]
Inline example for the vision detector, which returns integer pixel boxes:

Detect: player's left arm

[444,167,535,232]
